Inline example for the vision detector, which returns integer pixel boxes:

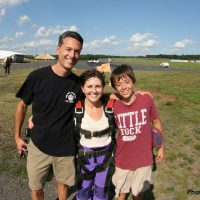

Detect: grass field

[0,61,200,200]
[112,57,200,70]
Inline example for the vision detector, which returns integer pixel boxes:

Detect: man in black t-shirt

[14,31,83,200]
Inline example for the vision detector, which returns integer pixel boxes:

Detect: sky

[0,0,199,56]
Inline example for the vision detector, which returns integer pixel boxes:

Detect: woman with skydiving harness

[74,69,116,200]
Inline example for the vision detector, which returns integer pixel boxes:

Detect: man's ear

[81,86,84,93]
[56,46,60,54]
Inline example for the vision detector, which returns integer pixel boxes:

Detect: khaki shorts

[112,166,152,197]
[27,140,75,190]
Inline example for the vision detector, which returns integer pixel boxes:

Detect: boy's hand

[156,147,164,162]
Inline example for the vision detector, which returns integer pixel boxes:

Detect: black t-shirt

[16,66,82,156]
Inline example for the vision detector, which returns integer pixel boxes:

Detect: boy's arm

[152,118,164,162]
[15,100,28,155]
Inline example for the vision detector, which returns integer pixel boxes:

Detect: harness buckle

[75,107,84,114]
[91,131,95,137]
[105,107,113,113]
[83,150,87,156]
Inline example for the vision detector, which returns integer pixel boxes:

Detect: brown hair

[110,64,136,89]
[80,69,105,87]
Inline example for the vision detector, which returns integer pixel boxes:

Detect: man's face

[56,37,82,70]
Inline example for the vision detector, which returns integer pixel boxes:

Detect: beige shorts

[27,140,75,190]
[112,166,152,197]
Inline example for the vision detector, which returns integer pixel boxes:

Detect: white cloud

[83,35,119,51]
[15,31,24,38]
[0,36,14,42]
[24,39,54,48]
[0,44,8,49]
[142,39,159,47]
[17,15,30,25]
[102,35,119,45]
[174,39,193,49]
[129,33,156,43]
[35,25,78,37]
[128,33,159,52]
[0,0,27,9]
[0,0,27,18]
[0,8,5,17]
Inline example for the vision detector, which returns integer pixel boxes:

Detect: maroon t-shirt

[114,94,159,170]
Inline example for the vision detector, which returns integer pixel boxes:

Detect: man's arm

[15,100,28,155]
[109,90,153,100]
[152,118,164,162]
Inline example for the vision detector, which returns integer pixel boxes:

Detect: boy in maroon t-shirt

[110,64,164,200]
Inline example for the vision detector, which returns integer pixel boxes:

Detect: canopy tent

[96,63,112,86]
[35,53,56,60]
[96,63,111,73]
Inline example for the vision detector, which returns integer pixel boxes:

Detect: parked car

[160,62,169,68]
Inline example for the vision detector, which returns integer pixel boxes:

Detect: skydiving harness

[74,97,116,191]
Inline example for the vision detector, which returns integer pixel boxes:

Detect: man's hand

[15,136,28,156]
[28,116,34,129]
[136,90,153,98]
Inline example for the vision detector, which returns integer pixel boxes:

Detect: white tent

[35,53,56,60]
[0,50,24,63]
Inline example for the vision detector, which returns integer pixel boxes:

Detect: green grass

[0,62,200,200]
[112,57,200,70]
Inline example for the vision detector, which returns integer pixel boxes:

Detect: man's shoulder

[33,65,50,73]
[69,72,81,83]
[28,66,51,78]
[70,71,79,79]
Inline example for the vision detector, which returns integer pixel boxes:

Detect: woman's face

[81,77,104,104]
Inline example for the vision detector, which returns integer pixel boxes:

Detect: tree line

[24,54,200,61]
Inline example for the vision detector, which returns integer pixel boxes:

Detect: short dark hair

[110,64,136,89]
[58,31,84,47]
[80,69,105,87]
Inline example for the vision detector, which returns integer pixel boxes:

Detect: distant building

[170,59,188,63]
[0,50,24,63]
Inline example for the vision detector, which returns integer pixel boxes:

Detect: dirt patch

[0,173,76,200]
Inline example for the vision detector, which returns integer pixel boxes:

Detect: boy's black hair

[110,64,136,89]
[58,31,84,47]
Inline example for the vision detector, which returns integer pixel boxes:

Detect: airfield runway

[3,60,199,73]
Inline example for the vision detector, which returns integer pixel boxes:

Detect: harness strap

[78,146,113,157]
[80,127,111,139]
[105,99,115,112]
[77,146,113,181]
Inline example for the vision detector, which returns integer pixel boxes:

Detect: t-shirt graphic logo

[65,92,76,103]
[115,109,147,141]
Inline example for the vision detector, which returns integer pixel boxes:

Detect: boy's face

[114,74,135,102]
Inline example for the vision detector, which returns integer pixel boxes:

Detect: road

[2,60,199,73]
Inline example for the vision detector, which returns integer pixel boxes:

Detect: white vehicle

[160,62,169,68]
[88,59,99,63]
